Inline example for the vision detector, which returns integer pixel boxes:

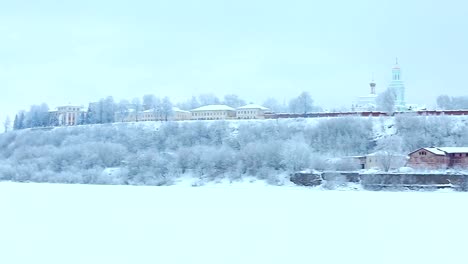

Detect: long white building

[190,105,236,120]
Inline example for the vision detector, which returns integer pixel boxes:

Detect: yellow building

[190,105,236,120]
[236,104,270,119]
[173,107,191,121]
[117,107,192,122]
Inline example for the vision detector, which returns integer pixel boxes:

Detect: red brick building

[408,147,468,169]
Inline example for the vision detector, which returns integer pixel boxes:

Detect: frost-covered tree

[14,112,25,130]
[102,96,116,123]
[142,94,157,111]
[86,97,115,124]
[451,96,468,110]
[150,97,162,120]
[436,95,468,110]
[116,100,130,122]
[131,98,142,122]
[436,95,451,110]
[86,102,99,124]
[198,93,220,106]
[289,92,314,114]
[373,135,406,171]
[177,96,201,111]
[24,103,49,128]
[263,97,284,113]
[3,116,11,133]
[161,97,173,121]
[13,115,19,130]
[281,139,312,171]
[394,115,457,151]
[307,117,373,155]
[223,94,246,108]
[376,87,397,113]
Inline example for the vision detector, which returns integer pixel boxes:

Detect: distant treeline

[10,91,321,130]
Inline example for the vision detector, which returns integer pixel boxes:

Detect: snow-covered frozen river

[1,182,466,264]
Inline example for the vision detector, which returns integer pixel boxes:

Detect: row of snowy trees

[175,92,319,114]
[393,114,468,151]
[0,117,372,185]
[12,103,51,130]
[1,115,467,185]
[436,95,468,110]
[376,90,468,113]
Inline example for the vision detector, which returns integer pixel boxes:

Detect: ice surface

[0,182,467,264]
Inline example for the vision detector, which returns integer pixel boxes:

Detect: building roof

[237,104,269,110]
[57,105,83,108]
[423,148,447,156]
[410,147,468,156]
[191,105,235,112]
[437,147,468,154]
[172,107,190,113]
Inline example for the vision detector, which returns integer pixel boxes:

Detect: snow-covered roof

[437,147,468,154]
[191,105,235,112]
[57,105,83,109]
[412,147,468,156]
[173,107,190,113]
[237,104,269,110]
[423,148,447,156]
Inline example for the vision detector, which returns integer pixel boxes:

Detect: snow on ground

[1,182,467,264]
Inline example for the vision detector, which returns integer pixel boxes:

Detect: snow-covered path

[1,182,467,264]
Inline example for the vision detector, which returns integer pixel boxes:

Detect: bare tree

[117,100,130,122]
[142,94,157,111]
[436,95,451,110]
[289,91,314,114]
[374,135,406,172]
[161,97,173,121]
[3,116,11,133]
[263,97,284,113]
[223,94,246,108]
[132,98,142,122]
[198,93,220,106]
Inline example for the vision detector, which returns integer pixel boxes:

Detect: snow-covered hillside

[1,115,468,185]
[0,182,466,264]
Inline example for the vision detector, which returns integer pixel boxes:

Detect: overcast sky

[1,0,467,123]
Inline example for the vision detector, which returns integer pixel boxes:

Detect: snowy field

[1,182,467,264]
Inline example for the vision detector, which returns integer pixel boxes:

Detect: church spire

[388,59,406,111]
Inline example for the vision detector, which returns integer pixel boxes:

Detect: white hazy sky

[1,0,467,123]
